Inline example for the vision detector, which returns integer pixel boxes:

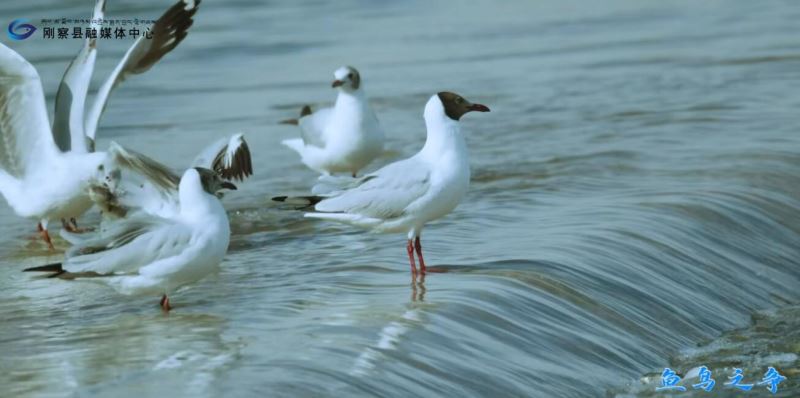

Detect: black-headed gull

[281,66,384,177]
[274,92,489,277]
[87,133,252,222]
[24,167,235,312]
[0,0,199,248]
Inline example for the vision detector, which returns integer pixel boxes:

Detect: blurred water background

[0,0,799,396]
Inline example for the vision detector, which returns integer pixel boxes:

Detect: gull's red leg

[34,223,44,241]
[69,218,91,233]
[160,294,172,312]
[42,230,54,250]
[38,223,54,250]
[414,236,426,275]
[406,239,418,278]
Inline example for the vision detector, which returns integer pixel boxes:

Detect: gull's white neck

[419,98,468,162]
[334,87,366,110]
[178,175,222,221]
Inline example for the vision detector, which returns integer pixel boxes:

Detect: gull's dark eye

[347,73,354,79]
[98,164,104,171]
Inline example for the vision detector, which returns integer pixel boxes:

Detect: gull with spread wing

[0,0,200,248]
[82,133,252,224]
[24,168,235,311]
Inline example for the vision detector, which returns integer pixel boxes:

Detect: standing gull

[274,92,489,276]
[24,168,235,312]
[281,66,384,177]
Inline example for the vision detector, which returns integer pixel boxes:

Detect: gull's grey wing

[52,0,105,153]
[63,214,192,274]
[192,133,253,182]
[314,158,430,219]
[0,43,58,179]
[311,174,375,195]
[84,0,201,141]
[108,141,180,193]
[66,216,157,259]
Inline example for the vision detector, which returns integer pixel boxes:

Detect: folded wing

[313,159,430,219]
[298,107,332,148]
[63,214,192,275]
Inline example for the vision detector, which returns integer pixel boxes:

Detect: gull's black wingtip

[23,262,63,273]
[24,263,67,278]
[271,195,322,205]
[271,195,324,210]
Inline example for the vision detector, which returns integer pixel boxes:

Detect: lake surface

[1,0,799,397]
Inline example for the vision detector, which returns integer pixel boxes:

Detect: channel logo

[7,19,37,40]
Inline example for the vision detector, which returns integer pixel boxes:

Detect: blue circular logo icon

[7,19,37,40]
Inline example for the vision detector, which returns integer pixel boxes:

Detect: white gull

[281,66,384,177]
[0,0,200,248]
[24,167,234,311]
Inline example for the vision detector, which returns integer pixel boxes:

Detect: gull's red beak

[468,103,490,112]
[331,80,344,88]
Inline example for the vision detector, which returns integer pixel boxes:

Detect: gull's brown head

[193,167,237,195]
[437,92,490,121]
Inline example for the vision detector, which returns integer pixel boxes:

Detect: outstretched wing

[0,43,58,179]
[52,0,105,153]
[84,0,201,142]
[107,141,180,194]
[313,158,430,219]
[191,133,253,181]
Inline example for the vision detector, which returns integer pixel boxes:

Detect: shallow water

[1,0,799,397]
